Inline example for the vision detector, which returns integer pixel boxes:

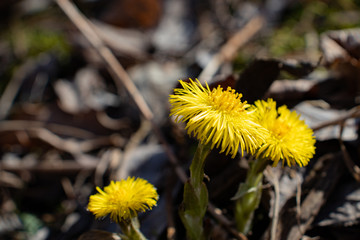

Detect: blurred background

[0,0,360,239]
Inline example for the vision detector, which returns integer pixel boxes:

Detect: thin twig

[0,120,95,139]
[1,122,125,155]
[96,111,131,130]
[312,105,360,132]
[264,167,280,240]
[338,120,360,182]
[198,15,265,83]
[295,171,304,236]
[56,0,153,120]
[208,204,248,240]
[61,177,76,200]
[165,170,177,240]
[0,59,36,120]
[0,160,97,172]
[0,171,24,188]
[95,149,118,187]
[26,128,125,154]
[313,105,360,182]
[116,119,152,180]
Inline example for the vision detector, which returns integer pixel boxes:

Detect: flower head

[251,99,316,167]
[88,177,159,223]
[169,79,268,158]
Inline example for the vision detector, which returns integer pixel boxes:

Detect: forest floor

[1,0,360,239]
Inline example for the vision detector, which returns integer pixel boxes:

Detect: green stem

[189,142,211,189]
[179,142,211,240]
[234,157,270,235]
[118,217,147,240]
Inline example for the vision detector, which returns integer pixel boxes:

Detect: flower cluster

[169,79,315,166]
[86,79,316,240]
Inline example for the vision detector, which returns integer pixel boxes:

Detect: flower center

[209,86,246,113]
[109,189,131,207]
[270,119,290,139]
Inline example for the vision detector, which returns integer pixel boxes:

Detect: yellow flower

[169,79,268,158]
[88,177,159,223]
[251,99,316,167]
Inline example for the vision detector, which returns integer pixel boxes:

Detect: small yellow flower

[169,79,268,158]
[251,99,316,167]
[88,177,159,223]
